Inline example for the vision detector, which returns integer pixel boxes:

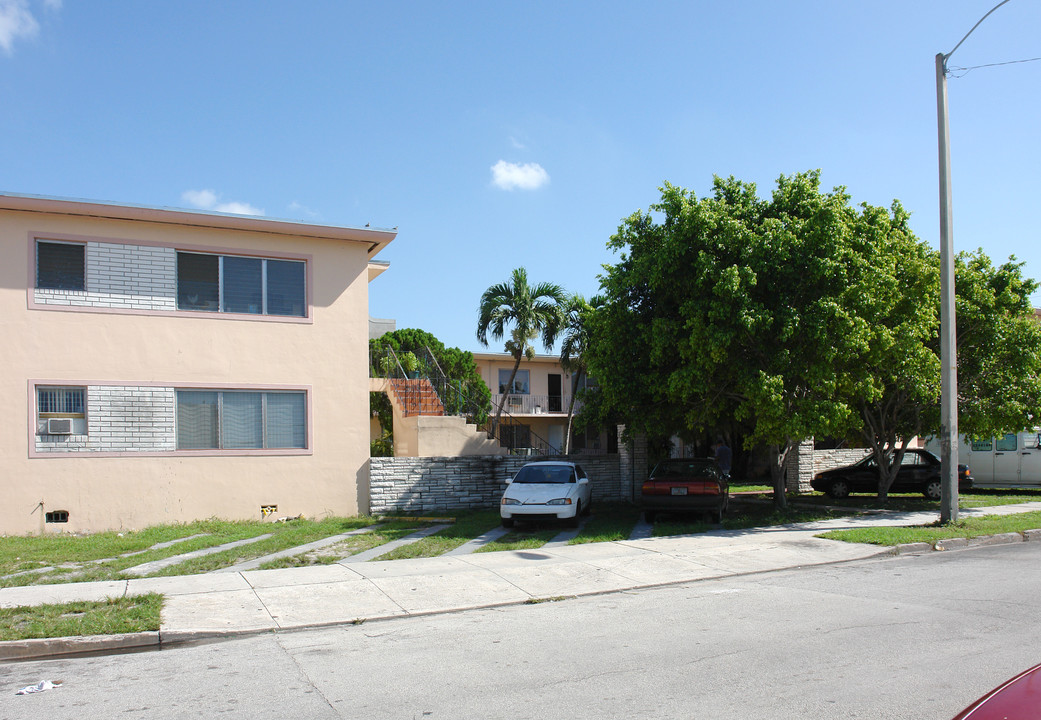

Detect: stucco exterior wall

[2,203,386,534]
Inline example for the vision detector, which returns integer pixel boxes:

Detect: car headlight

[501,498,521,506]
[546,498,573,506]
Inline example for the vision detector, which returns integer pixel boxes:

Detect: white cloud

[182,189,218,209]
[0,0,39,55]
[214,201,264,216]
[509,136,527,150]
[491,160,550,191]
[181,189,265,216]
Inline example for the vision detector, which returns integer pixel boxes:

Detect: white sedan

[500,461,592,528]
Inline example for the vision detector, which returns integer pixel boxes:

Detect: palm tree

[477,267,566,436]
[559,294,604,453]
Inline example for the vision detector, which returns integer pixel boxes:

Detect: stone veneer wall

[34,241,176,311]
[785,441,873,491]
[36,385,176,453]
[368,454,622,515]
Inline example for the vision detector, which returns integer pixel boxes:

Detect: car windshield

[512,465,573,484]
[652,460,715,477]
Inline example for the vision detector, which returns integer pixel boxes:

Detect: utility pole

[935,0,1011,524]
[935,51,958,524]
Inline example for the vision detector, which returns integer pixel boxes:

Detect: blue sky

[3,1,1039,353]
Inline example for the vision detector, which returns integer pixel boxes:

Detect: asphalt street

[1,541,1037,720]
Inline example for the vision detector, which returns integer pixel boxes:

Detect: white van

[927,430,1041,488]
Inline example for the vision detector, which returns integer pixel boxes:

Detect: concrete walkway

[2,502,1039,660]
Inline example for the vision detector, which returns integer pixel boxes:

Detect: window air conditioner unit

[46,417,74,435]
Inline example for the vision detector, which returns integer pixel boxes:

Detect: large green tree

[588,171,1041,507]
[476,267,566,434]
[590,172,886,507]
[853,245,1041,500]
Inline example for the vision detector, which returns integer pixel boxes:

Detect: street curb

[895,529,1036,555]
[0,631,160,662]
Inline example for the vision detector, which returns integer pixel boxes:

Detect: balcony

[491,394,579,416]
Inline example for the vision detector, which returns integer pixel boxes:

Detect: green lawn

[818,511,1041,546]
[0,593,163,641]
[0,516,421,587]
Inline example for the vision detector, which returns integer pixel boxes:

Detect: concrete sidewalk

[2,502,1039,660]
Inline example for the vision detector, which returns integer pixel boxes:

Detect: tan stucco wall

[472,353,569,397]
[1,207,382,534]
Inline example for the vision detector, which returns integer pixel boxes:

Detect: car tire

[827,479,851,499]
[644,510,656,523]
[568,504,581,528]
[924,480,942,501]
[501,517,515,529]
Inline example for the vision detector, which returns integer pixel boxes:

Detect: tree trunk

[876,437,912,503]
[491,354,523,438]
[563,370,582,454]
[768,443,790,510]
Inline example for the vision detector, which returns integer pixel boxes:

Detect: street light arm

[944,0,1012,70]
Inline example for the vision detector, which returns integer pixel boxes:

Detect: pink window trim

[27,380,314,459]
[26,231,315,323]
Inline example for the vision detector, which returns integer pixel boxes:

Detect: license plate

[671,487,688,496]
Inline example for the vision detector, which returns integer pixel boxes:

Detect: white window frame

[498,369,530,395]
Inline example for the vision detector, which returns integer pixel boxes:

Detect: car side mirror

[578,477,589,485]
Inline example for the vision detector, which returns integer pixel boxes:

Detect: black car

[811,449,973,500]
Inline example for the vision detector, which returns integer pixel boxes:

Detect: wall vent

[45,510,69,523]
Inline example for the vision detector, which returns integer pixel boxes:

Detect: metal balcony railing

[490,394,582,415]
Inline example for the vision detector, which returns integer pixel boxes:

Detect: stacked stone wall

[368,454,622,515]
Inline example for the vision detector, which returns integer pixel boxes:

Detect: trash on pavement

[15,680,62,695]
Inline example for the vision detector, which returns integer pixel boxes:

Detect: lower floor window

[37,386,86,435]
[176,390,306,450]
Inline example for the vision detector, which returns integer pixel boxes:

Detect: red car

[951,663,1041,719]
[640,458,729,523]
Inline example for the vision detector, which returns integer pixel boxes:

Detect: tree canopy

[586,171,1041,504]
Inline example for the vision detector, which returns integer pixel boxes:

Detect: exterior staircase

[387,378,444,417]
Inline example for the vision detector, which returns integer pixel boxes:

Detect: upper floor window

[177,252,306,317]
[498,369,529,394]
[36,241,85,290]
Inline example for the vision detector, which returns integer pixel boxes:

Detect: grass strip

[818,511,1041,546]
[0,593,163,641]
[256,521,433,569]
[0,517,390,587]
[476,527,560,552]
[569,503,641,544]
[375,510,501,560]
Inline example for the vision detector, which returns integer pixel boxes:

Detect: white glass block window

[176,390,306,450]
[176,252,306,317]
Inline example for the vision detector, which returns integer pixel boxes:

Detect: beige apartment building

[1,193,395,534]
[471,352,616,456]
